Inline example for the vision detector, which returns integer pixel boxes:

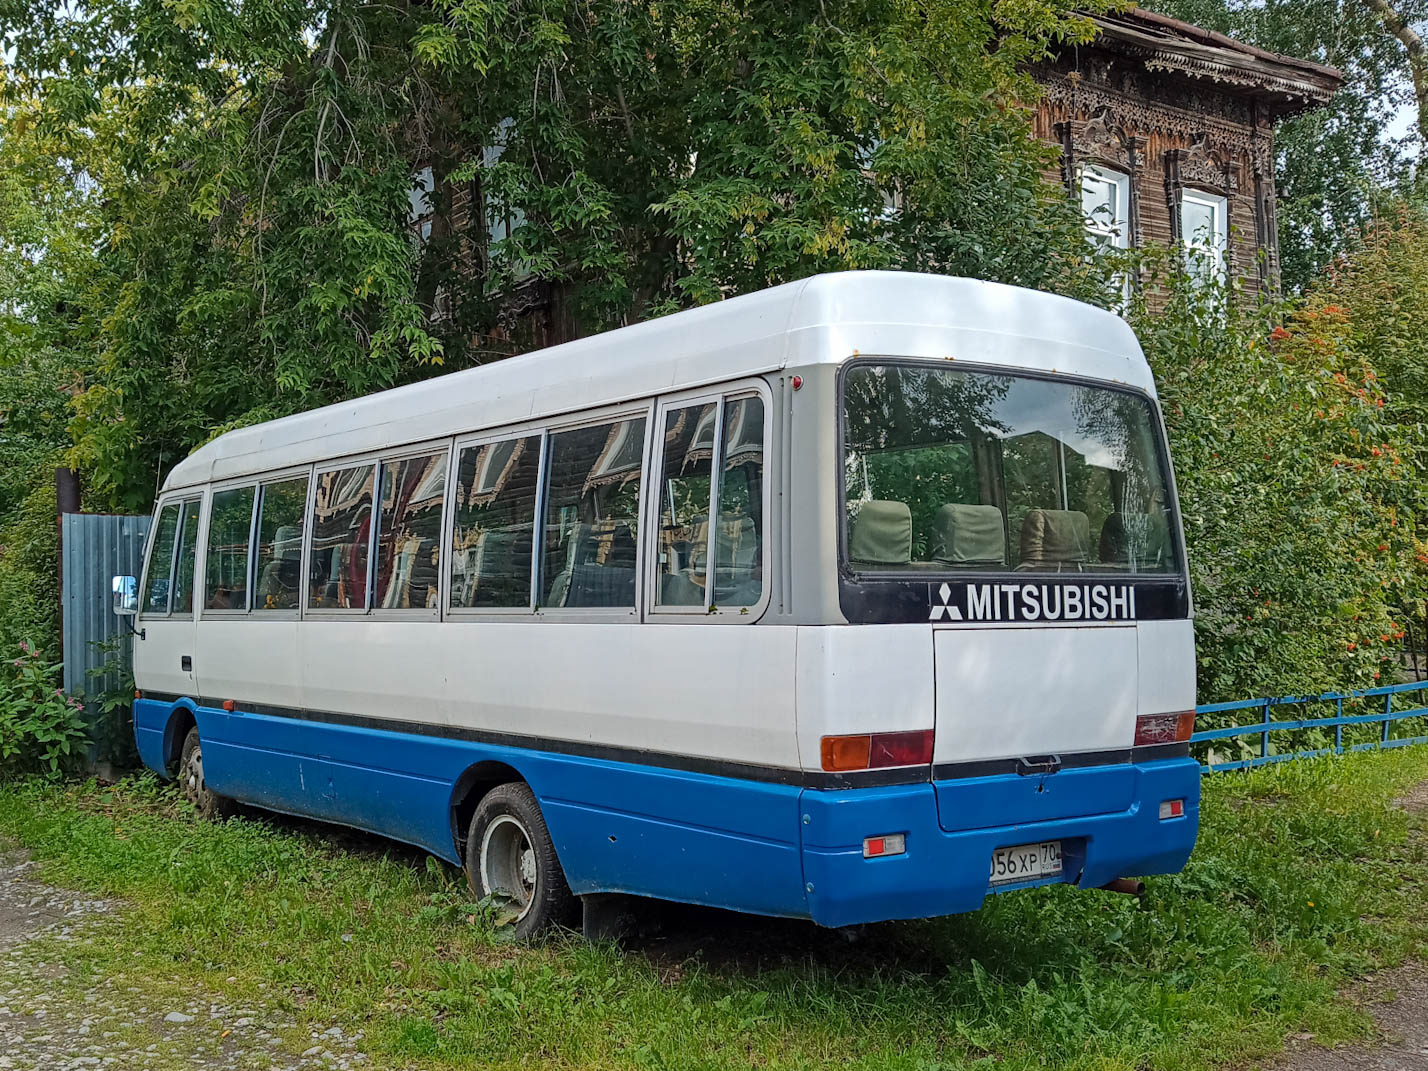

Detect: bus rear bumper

[799,757,1200,928]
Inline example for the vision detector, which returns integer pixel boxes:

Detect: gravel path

[1273,781,1428,1071]
[0,847,374,1070]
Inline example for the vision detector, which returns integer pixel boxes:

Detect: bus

[112,270,1200,939]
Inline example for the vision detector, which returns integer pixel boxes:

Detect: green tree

[1,0,1109,508]
[1132,238,1423,702]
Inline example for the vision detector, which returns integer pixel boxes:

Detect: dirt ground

[0,846,370,1071]
[1270,783,1428,1071]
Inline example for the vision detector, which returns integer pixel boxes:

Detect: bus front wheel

[178,727,239,820]
[464,783,576,940]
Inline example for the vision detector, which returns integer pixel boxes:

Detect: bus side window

[171,498,203,615]
[541,416,646,609]
[374,451,447,610]
[310,464,376,610]
[653,395,764,611]
[141,501,181,615]
[253,477,308,611]
[205,486,256,611]
[451,435,541,609]
[714,396,764,607]
[654,403,717,608]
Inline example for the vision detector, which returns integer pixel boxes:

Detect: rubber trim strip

[139,692,922,791]
[931,742,1191,781]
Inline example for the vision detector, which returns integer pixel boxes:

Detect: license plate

[989,841,1063,885]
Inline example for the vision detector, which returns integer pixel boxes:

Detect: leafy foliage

[1,0,1108,510]
[1131,232,1425,701]
[0,642,88,778]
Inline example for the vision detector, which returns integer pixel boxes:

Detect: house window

[1079,166,1130,251]
[482,118,526,247]
[1180,189,1227,287]
[408,165,434,244]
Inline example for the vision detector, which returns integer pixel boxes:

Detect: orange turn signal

[820,730,934,772]
[1134,710,1195,746]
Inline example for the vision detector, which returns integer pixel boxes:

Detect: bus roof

[162,271,1152,491]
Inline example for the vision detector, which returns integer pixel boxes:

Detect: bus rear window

[842,362,1179,575]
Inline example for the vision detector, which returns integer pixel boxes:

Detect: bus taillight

[820,730,934,772]
[1134,711,1195,746]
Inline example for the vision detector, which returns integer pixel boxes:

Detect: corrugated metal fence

[61,513,149,704]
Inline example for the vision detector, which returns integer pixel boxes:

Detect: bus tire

[178,727,239,820]
[465,782,576,940]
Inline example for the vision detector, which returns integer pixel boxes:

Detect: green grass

[1,749,1427,1070]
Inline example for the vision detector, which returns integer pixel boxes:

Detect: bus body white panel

[141,618,199,699]
[931,626,1140,764]
[195,618,303,711]
[190,620,808,770]
[1136,619,1198,715]
[793,624,935,769]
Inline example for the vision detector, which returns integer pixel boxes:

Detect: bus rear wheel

[178,727,238,820]
[464,782,576,941]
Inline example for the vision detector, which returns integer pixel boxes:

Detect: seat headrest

[849,500,912,566]
[931,504,1006,566]
[1099,511,1172,566]
[273,525,301,562]
[1019,509,1090,567]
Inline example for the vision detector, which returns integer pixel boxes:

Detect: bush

[1127,241,1423,705]
[0,641,89,778]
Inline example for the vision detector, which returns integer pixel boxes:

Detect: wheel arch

[449,760,527,861]
[162,700,200,777]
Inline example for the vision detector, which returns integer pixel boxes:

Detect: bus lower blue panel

[133,698,809,918]
[799,758,1201,927]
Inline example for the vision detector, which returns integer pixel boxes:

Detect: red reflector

[821,730,933,772]
[1134,710,1195,746]
[1159,799,1185,820]
[221,699,236,712]
[862,833,906,858]
[134,690,143,700]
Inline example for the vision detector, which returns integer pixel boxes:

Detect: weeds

[0,748,1426,1069]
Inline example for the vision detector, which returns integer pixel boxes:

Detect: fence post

[1261,697,1273,760]
[1383,690,1393,747]
[1336,697,1344,754]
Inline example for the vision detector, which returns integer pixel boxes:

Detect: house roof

[1088,8,1344,117]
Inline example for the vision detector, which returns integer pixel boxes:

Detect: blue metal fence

[1192,680,1428,773]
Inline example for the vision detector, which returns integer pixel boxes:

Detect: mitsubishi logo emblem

[929,583,962,621]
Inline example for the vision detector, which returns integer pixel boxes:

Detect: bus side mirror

[112,575,138,617]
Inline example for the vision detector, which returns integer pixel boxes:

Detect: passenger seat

[1018,508,1090,572]
[848,500,912,568]
[930,504,1006,567]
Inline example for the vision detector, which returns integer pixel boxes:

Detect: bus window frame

[371,444,451,619]
[138,497,184,620]
[834,356,1189,586]
[532,402,654,621]
[644,380,773,622]
[303,438,451,621]
[199,478,260,617]
[140,493,206,621]
[445,427,549,617]
[197,467,314,622]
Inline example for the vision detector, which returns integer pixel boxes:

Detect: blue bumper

[800,758,1201,928]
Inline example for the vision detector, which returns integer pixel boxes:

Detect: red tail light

[1134,710,1195,746]
[821,729,934,772]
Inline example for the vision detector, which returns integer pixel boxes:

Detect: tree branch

[1361,0,1428,144]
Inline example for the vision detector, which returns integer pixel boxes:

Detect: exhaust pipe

[1100,877,1146,896]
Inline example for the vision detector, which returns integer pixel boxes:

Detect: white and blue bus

[114,271,1200,938]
